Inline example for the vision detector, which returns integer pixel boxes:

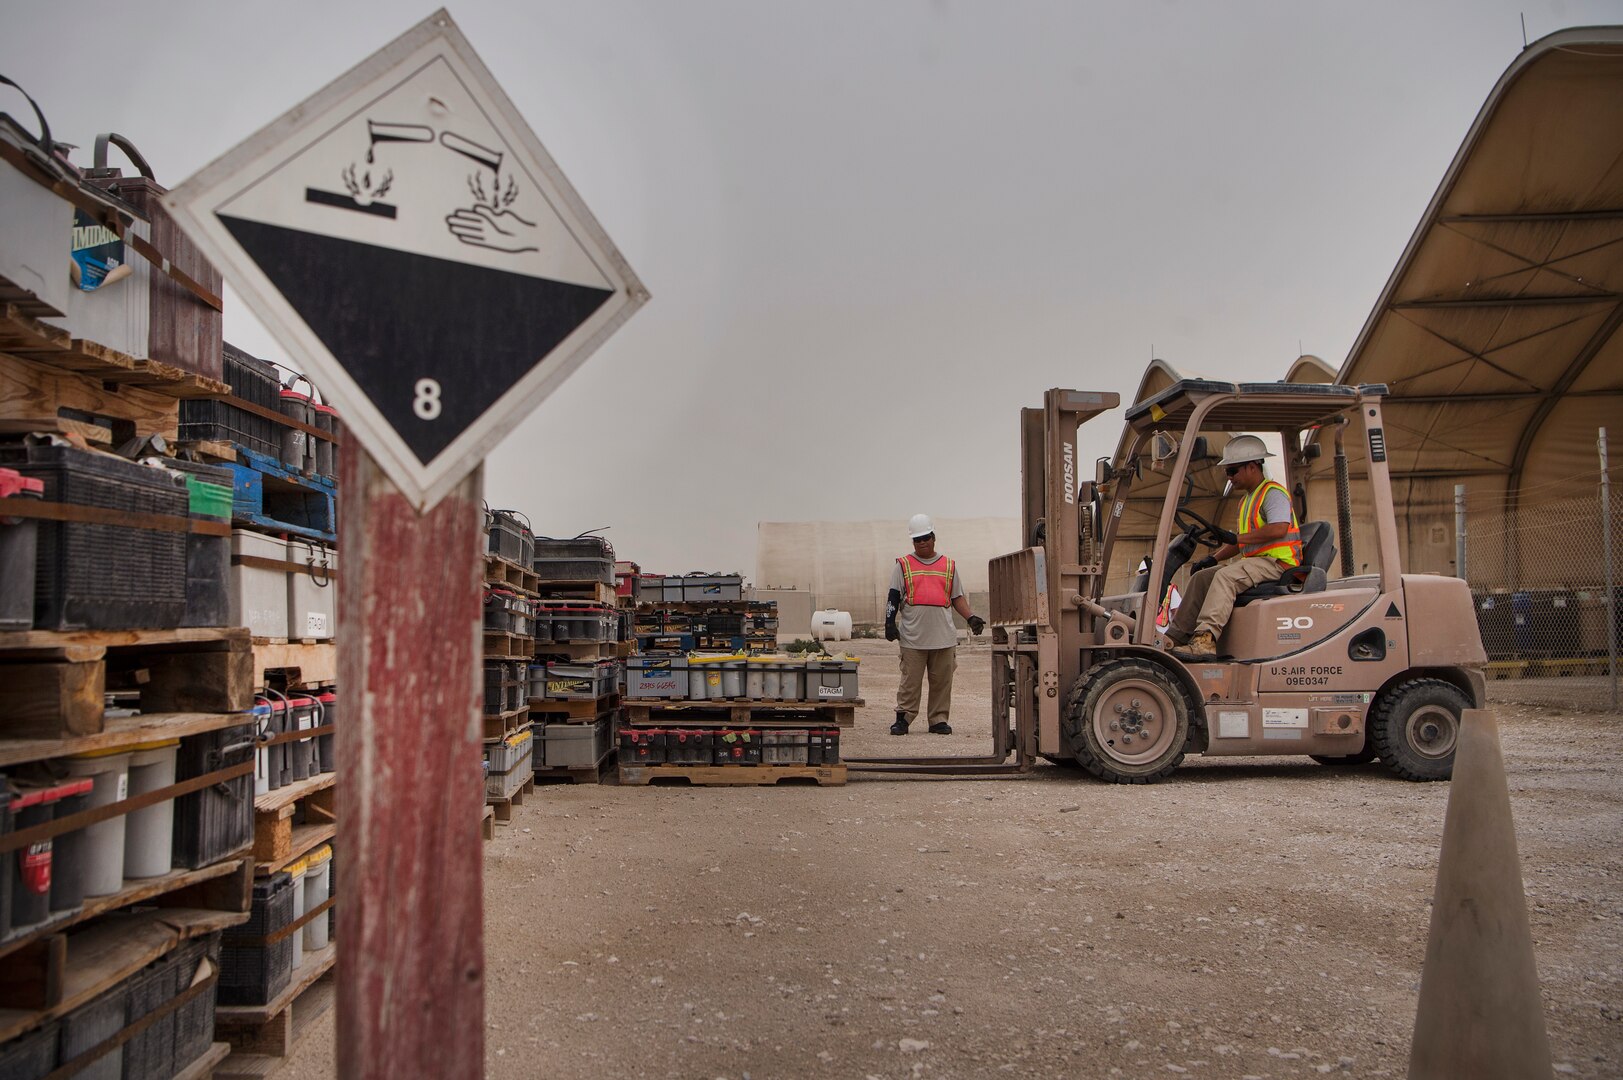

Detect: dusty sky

[7,1,1621,574]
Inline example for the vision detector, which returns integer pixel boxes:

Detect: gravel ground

[277,637,1622,1079]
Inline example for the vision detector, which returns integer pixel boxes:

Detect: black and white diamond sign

[165,8,647,509]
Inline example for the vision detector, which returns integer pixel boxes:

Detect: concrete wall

[757,518,1019,624]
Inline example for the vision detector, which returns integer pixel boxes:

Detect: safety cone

[1408,709,1553,1079]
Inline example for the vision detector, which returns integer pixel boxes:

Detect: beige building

[757,518,1019,625]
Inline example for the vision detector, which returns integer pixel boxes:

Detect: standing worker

[885,514,984,734]
[1164,435,1301,660]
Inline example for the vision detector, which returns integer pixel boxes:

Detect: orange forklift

[849,381,1488,783]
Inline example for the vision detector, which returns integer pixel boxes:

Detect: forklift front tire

[1064,659,1189,784]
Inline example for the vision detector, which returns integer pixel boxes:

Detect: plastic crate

[0,445,188,630]
[220,873,295,1006]
[172,722,255,869]
[544,660,619,701]
[170,932,223,1072]
[0,1019,57,1079]
[123,951,179,1080]
[178,344,282,456]
[625,656,688,699]
[166,459,233,628]
[487,511,527,563]
[540,717,613,768]
[532,555,613,584]
[682,574,743,603]
[59,984,125,1080]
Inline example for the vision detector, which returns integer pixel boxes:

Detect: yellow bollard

[1408,709,1554,1079]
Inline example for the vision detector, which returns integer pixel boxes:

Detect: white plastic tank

[811,609,853,642]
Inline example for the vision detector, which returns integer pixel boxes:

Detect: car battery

[666,729,712,765]
[619,728,666,765]
[714,729,760,765]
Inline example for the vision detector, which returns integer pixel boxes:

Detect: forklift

[850,381,1487,783]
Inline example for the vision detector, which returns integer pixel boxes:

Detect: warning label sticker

[1262,708,1309,729]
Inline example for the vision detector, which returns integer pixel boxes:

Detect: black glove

[885,617,899,641]
[1217,528,1239,546]
[1190,555,1218,574]
[967,614,985,636]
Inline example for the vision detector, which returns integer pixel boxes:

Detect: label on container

[20,841,52,894]
[306,611,329,636]
[71,209,125,290]
[117,772,129,800]
[817,686,845,699]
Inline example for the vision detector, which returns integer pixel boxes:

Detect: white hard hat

[908,513,935,539]
[1218,434,1274,468]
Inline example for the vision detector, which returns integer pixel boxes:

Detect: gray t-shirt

[889,555,965,651]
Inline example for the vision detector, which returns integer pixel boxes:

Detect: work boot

[890,711,910,735]
[928,721,952,735]
[1173,631,1217,661]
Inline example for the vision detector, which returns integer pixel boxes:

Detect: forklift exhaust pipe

[1334,419,1355,577]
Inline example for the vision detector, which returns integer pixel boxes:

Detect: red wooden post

[336,449,485,1078]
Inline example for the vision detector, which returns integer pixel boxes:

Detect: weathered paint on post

[337,449,484,1078]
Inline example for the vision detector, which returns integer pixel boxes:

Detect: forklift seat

[1233,521,1336,605]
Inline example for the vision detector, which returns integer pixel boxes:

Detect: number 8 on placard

[413,378,443,420]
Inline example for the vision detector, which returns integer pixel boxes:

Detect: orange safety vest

[1237,479,1302,566]
[898,553,955,607]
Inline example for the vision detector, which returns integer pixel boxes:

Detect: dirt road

[279,637,1622,1078]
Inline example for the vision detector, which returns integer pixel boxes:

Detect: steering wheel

[1174,506,1232,549]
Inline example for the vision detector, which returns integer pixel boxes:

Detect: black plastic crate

[123,952,179,1080]
[533,536,613,561]
[165,459,233,628]
[532,555,614,584]
[179,345,282,457]
[170,932,222,1073]
[220,873,295,1006]
[59,983,125,1080]
[0,1020,57,1079]
[0,445,188,631]
[172,722,255,870]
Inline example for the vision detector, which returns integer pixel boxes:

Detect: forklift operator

[1165,435,1301,661]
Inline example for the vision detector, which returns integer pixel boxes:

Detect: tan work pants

[1167,556,1288,642]
[898,646,957,727]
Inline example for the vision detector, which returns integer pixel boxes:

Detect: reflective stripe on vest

[1237,480,1302,566]
[899,554,955,607]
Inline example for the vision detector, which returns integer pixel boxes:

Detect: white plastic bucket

[123,741,179,878]
[303,846,332,951]
[288,860,308,967]
[61,751,132,897]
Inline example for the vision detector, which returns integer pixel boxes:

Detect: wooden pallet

[224,448,337,543]
[535,640,627,661]
[617,763,847,787]
[528,694,620,721]
[535,580,617,605]
[481,804,496,841]
[0,855,251,1008]
[622,699,859,728]
[483,631,533,659]
[0,627,253,742]
[484,553,540,595]
[213,942,336,1066]
[252,639,337,692]
[253,773,337,872]
[482,706,531,742]
[0,303,228,398]
[487,776,535,823]
[0,905,249,1044]
[533,746,616,786]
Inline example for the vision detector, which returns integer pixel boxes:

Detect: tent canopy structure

[1101,28,1623,593]
[1337,26,1623,503]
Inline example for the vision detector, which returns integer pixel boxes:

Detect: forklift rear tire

[1064,659,1189,784]
[1371,678,1467,781]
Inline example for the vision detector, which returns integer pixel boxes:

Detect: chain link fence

[1460,454,1620,715]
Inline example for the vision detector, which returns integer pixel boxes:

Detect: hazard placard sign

[165,8,647,509]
